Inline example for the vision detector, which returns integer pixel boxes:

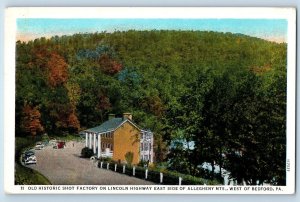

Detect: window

[144,143,149,151]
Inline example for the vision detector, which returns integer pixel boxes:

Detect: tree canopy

[16,30,287,185]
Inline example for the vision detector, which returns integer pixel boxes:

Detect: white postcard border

[4,7,296,194]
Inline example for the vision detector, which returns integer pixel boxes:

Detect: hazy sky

[17,18,288,43]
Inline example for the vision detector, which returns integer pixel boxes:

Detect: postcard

[4,7,296,194]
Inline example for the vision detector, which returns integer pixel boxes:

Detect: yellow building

[84,113,154,165]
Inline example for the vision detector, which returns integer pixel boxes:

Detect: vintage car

[53,141,66,149]
[34,142,45,150]
[24,155,37,165]
[49,139,57,146]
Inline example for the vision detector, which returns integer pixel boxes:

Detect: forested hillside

[16,30,287,185]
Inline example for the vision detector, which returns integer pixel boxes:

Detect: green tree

[125,152,134,165]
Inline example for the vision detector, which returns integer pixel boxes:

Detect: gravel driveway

[26,141,154,185]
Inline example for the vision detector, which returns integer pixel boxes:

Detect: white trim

[97,136,101,158]
[93,133,96,154]
[113,119,141,132]
[89,133,92,149]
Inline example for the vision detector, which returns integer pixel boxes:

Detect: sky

[16,18,288,43]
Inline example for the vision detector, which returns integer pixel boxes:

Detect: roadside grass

[15,163,51,185]
[15,136,51,185]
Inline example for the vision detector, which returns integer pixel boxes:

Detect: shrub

[99,157,113,162]
[116,164,124,174]
[109,163,115,171]
[125,165,133,175]
[181,175,205,185]
[81,147,94,158]
[125,152,134,165]
[134,167,146,179]
[96,160,221,185]
[147,170,161,183]
[162,172,180,185]
[138,160,148,168]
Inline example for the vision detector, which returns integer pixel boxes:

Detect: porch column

[97,134,101,158]
[89,133,92,149]
[85,132,88,147]
[93,133,96,154]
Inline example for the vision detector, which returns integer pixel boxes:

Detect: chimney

[123,113,132,121]
[108,114,115,120]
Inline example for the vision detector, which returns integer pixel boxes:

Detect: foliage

[47,52,68,87]
[99,157,112,162]
[20,104,44,137]
[16,30,287,185]
[97,160,220,185]
[125,151,134,165]
[67,111,80,133]
[138,159,149,167]
[81,147,94,158]
[15,163,51,185]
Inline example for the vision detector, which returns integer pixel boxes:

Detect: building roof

[84,118,140,134]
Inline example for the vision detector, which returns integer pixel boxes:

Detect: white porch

[85,131,114,158]
[140,130,154,163]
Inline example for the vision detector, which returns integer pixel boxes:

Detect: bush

[81,147,94,158]
[147,170,161,183]
[162,172,180,185]
[99,157,113,162]
[109,163,115,171]
[96,161,221,185]
[181,175,205,185]
[138,160,149,168]
[125,165,133,175]
[125,152,134,165]
[116,164,124,174]
[134,167,146,179]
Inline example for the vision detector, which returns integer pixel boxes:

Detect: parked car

[24,150,35,156]
[49,139,57,146]
[35,142,45,150]
[24,155,37,165]
[53,141,66,149]
[22,150,35,162]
